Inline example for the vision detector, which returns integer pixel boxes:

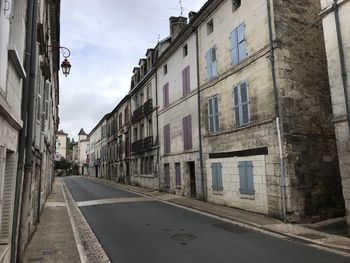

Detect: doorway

[188,162,196,198]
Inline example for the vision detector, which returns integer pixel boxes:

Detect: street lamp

[59,46,71,77]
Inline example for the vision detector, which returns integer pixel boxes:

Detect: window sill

[212,191,223,196]
[140,174,155,178]
[240,193,255,200]
[175,186,181,189]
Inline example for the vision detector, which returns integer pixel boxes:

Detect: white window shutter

[0,151,17,243]
[0,0,12,92]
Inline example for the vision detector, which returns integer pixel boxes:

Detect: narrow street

[64,176,349,263]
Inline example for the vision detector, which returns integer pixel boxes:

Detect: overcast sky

[59,0,207,140]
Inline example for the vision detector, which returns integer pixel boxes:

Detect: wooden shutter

[175,163,181,187]
[163,83,169,108]
[187,115,192,149]
[164,164,170,186]
[213,96,219,132]
[211,163,223,191]
[211,47,218,77]
[208,97,214,133]
[182,66,190,96]
[230,29,238,65]
[164,124,170,154]
[240,82,249,124]
[0,151,18,243]
[0,0,12,91]
[205,50,212,79]
[239,161,254,195]
[237,23,247,61]
[211,163,218,191]
[234,86,240,126]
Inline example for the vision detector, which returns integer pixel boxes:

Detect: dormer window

[163,64,168,75]
[183,44,188,57]
[232,0,241,11]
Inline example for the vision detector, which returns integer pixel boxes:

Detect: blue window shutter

[213,96,219,132]
[208,98,214,133]
[211,163,218,191]
[234,86,240,127]
[240,82,249,124]
[212,47,217,77]
[238,161,247,194]
[205,50,212,79]
[187,115,192,149]
[246,161,254,194]
[217,163,223,191]
[237,23,247,61]
[230,29,238,65]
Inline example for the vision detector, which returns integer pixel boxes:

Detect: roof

[78,128,87,136]
[56,130,68,136]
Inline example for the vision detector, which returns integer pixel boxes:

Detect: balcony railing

[131,139,144,153]
[132,105,144,123]
[144,136,153,150]
[144,99,153,116]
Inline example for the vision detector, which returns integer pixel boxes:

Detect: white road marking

[77,196,154,207]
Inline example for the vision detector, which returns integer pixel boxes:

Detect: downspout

[267,0,287,222]
[195,28,206,201]
[333,0,350,132]
[155,69,160,191]
[11,0,38,261]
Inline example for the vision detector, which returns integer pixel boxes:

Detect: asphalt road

[64,177,349,263]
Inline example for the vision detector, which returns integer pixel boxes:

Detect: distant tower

[78,128,87,141]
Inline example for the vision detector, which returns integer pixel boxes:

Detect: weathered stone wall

[273,0,345,221]
[321,0,350,227]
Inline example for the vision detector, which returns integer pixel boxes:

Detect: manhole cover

[171,234,196,241]
[213,223,251,234]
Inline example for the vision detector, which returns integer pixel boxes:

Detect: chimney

[169,16,187,39]
[189,11,197,23]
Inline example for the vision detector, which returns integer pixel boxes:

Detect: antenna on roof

[177,0,184,16]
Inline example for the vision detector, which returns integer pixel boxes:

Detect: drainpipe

[155,69,160,191]
[333,0,350,132]
[195,28,206,201]
[11,0,38,261]
[266,0,287,222]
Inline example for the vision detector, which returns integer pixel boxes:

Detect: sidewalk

[21,178,81,263]
[88,177,350,257]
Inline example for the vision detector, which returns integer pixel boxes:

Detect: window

[147,83,152,99]
[232,0,241,11]
[140,123,145,139]
[163,83,169,108]
[205,46,218,79]
[208,96,219,133]
[238,161,254,195]
[163,64,168,75]
[119,113,123,129]
[164,164,170,186]
[183,44,188,57]
[163,124,171,155]
[207,19,214,35]
[148,119,153,137]
[182,66,190,96]
[230,23,247,65]
[211,163,223,191]
[124,106,129,124]
[175,163,181,187]
[133,127,138,142]
[183,115,192,150]
[233,82,250,127]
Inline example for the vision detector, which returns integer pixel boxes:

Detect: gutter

[266,0,287,222]
[332,0,350,132]
[195,28,206,201]
[11,0,38,261]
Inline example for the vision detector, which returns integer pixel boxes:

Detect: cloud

[59,0,207,139]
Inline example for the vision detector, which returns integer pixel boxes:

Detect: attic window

[232,0,241,11]
[207,19,214,35]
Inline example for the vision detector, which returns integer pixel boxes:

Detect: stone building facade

[89,115,106,178]
[0,0,62,261]
[320,0,350,228]
[55,130,68,160]
[197,0,343,221]
[129,51,159,189]
[157,17,203,199]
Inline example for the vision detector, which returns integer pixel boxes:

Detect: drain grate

[213,223,251,234]
[171,234,196,241]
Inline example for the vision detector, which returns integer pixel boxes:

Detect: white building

[157,16,202,198]
[321,0,350,228]
[77,128,89,175]
[55,130,68,160]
